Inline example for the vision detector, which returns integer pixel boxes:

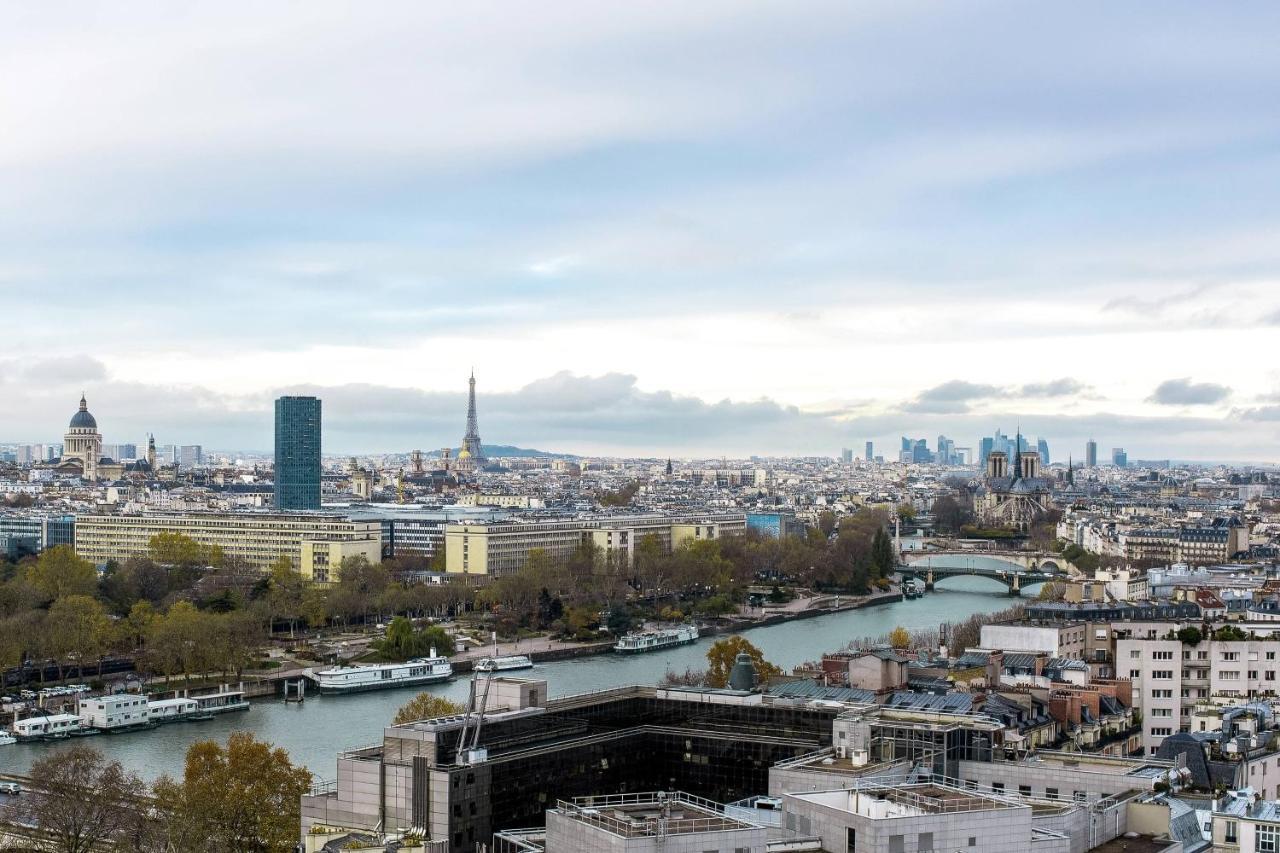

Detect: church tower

[147,434,157,471]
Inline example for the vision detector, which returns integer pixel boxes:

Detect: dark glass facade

[412,695,835,852]
[274,396,321,510]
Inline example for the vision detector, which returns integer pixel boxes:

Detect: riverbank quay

[241,588,908,692]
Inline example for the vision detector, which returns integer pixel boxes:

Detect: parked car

[0,782,21,795]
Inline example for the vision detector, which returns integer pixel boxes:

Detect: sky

[2,1,1280,460]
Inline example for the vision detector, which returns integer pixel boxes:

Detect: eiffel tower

[461,369,485,462]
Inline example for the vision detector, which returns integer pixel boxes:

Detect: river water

[1,576,1022,781]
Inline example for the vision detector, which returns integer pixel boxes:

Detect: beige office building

[444,513,746,577]
[74,511,382,583]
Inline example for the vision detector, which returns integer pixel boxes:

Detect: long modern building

[443,512,747,577]
[275,395,322,510]
[0,513,75,556]
[73,511,380,582]
[302,677,1185,853]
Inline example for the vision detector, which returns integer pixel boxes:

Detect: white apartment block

[1119,631,1280,755]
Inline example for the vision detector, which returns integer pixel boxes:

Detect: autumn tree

[148,532,207,567]
[704,635,781,688]
[17,744,150,853]
[888,625,911,649]
[266,556,305,636]
[392,692,465,725]
[24,545,97,602]
[153,732,312,853]
[47,595,113,678]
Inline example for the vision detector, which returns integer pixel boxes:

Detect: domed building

[60,394,104,481]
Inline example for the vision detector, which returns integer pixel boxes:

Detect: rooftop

[551,792,758,838]
[788,782,1024,818]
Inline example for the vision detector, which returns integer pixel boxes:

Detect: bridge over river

[898,548,1068,595]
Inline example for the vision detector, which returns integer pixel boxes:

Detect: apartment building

[443,513,747,577]
[74,511,381,581]
[1118,627,1280,755]
[1122,517,1250,565]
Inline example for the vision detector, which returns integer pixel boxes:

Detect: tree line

[2,733,310,853]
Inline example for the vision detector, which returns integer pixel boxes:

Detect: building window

[1225,820,1237,843]
[888,836,904,853]
[917,832,933,851]
[1046,788,1059,800]
[1019,785,1031,796]
[1260,824,1279,852]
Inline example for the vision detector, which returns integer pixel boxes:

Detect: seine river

[1,575,1024,781]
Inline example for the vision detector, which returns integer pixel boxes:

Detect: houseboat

[13,713,83,741]
[191,689,250,715]
[315,655,453,695]
[0,730,15,746]
[148,697,201,722]
[613,624,700,654]
[78,694,154,732]
[474,655,534,673]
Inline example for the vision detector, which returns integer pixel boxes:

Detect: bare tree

[17,744,150,853]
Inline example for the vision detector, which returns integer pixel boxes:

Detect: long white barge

[613,624,700,654]
[314,656,453,695]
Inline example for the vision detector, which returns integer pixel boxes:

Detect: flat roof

[554,792,758,838]
[789,783,1023,817]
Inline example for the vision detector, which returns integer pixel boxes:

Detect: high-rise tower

[460,371,485,463]
[275,396,322,510]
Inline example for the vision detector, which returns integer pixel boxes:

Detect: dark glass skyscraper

[274,396,321,510]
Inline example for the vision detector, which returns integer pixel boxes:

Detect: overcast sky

[3,2,1279,460]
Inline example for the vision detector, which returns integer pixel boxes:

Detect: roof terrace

[550,791,759,839]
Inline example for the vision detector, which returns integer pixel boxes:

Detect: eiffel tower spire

[462,370,484,461]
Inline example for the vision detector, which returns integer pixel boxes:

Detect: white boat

[315,655,453,695]
[13,713,83,741]
[191,689,250,715]
[78,694,154,732]
[474,655,534,673]
[0,730,15,746]
[613,624,699,654]
[147,697,200,722]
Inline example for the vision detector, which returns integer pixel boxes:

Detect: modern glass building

[274,396,322,510]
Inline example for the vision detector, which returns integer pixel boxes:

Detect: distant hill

[443,445,577,459]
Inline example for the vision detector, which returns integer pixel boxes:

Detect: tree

[1176,626,1203,645]
[266,556,304,636]
[1036,581,1066,601]
[870,528,896,579]
[932,495,973,535]
[153,732,312,853]
[704,635,781,688]
[375,617,455,660]
[24,545,97,602]
[47,595,112,678]
[888,626,911,649]
[17,744,150,853]
[392,692,465,725]
[817,511,837,538]
[148,532,206,567]
[896,503,916,522]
